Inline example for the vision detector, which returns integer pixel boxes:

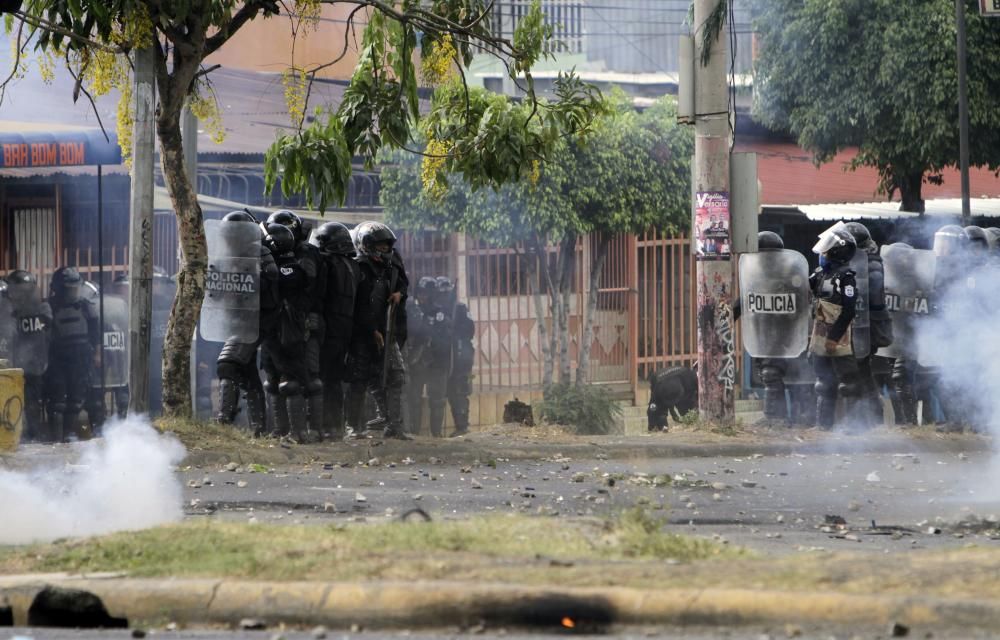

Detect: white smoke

[914,260,1000,435]
[0,417,186,544]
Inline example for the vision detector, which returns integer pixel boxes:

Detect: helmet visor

[933,233,965,258]
[812,221,848,254]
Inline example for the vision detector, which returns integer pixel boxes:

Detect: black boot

[272,394,291,437]
[382,385,412,440]
[815,396,836,430]
[246,387,268,437]
[428,401,446,438]
[344,383,368,440]
[286,395,308,443]
[216,378,241,424]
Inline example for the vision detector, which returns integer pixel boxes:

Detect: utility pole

[127,45,155,415]
[956,0,971,224]
[692,0,735,422]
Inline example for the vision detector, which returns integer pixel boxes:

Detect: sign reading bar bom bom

[0,128,122,169]
[981,0,1000,15]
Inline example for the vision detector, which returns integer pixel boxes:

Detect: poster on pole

[980,0,1000,16]
[695,191,731,260]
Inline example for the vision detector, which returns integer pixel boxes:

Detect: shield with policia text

[849,251,870,359]
[738,249,811,358]
[200,219,261,343]
[877,243,935,359]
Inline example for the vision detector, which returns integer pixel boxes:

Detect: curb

[3,576,1000,631]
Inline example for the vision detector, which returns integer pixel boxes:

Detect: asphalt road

[176,442,1000,554]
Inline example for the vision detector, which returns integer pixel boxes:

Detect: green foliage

[751,0,1000,210]
[381,92,693,244]
[538,382,622,435]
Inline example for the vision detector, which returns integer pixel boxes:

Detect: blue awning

[0,122,121,169]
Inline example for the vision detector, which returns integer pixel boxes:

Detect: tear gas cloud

[0,418,186,544]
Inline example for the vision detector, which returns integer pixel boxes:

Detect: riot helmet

[267,210,305,243]
[5,270,37,306]
[964,225,989,259]
[263,222,296,255]
[222,210,256,224]
[356,221,397,262]
[845,221,877,253]
[812,221,856,264]
[933,225,969,258]
[986,227,1000,254]
[416,276,436,307]
[111,272,130,297]
[435,276,456,306]
[50,267,84,305]
[311,221,356,257]
[757,231,784,251]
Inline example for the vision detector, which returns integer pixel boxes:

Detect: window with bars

[490,0,585,54]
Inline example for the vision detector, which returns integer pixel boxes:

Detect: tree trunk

[556,234,576,384]
[576,234,610,385]
[896,171,925,214]
[158,115,207,418]
[535,234,560,389]
[523,241,553,388]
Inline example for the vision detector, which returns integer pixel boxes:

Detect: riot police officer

[45,267,100,442]
[311,221,359,440]
[738,231,813,427]
[5,270,50,441]
[404,276,437,435]
[425,276,475,438]
[214,211,277,436]
[82,277,130,428]
[345,222,411,440]
[810,223,862,430]
[845,222,892,429]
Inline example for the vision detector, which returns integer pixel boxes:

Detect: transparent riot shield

[200,219,261,343]
[98,294,130,388]
[738,249,811,358]
[877,244,935,359]
[0,288,13,367]
[850,252,870,359]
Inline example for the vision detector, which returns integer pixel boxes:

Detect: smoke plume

[0,418,186,544]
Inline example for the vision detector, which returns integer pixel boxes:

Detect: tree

[382,91,692,386]
[2,0,602,417]
[751,0,1000,212]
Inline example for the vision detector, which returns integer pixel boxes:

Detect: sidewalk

[4,574,1000,632]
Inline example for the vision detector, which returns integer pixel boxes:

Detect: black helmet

[311,221,356,257]
[933,225,969,258]
[263,222,296,255]
[222,210,256,223]
[51,267,84,303]
[986,227,1000,254]
[813,223,856,264]
[964,225,989,254]
[267,210,305,243]
[845,222,877,253]
[435,276,456,305]
[355,221,397,259]
[5,270,37,305]
[757,231,784,251]
[416,276,436,305]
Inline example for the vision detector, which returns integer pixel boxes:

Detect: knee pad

[814,380,837,398]
[838,381,861,398]
[278,380,301,396]
[307,378,323,395]
[216,361,244,382]
[262,379,277,395]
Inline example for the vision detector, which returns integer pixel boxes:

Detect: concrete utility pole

[692,0,735,422]
[956,0,972,224]
[127,46,155,414]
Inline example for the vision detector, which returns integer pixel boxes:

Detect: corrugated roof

[778,198,1000,221]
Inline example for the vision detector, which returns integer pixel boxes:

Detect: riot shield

[11,299,50,377]
[96,294,129,388]
[0,289,13,367]
[877,244,935,359]
[200,219,261,343]
[738,249,810,358]
[849,252,870,359]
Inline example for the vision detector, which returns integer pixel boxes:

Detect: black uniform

[344,222,410,440]
[6,271,51,441]
[216,218,279,436]
[852,230,893,429]
[809,258,861,430]
[260,217,321,441]
[312,222,359,439]
[404,278,437,435]
[425,278,475,438]
[45,268,100,442]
